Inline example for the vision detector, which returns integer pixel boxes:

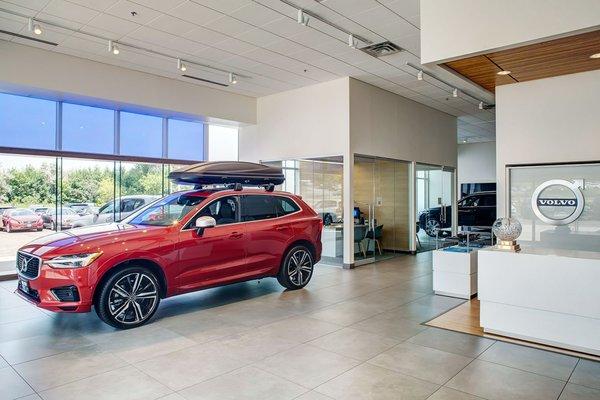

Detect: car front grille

[16,251,41,279]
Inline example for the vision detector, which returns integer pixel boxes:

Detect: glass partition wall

[415,163,456,252]
[264,157,344,266]
[353,156,410,264]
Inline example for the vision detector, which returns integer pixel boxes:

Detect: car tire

[37,228,43,231]
[95,266,161,329]
[424,219,441,237]
[277,245,314,290]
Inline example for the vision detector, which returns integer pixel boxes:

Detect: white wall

[496,70,600,215]
[238,78,350,162]
[0,42,256,125]
[421,0,600,64]
[349,78,457,168]
[458,142,496,186]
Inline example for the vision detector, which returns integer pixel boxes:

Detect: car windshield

[49,208,76,215]
[126,194,206,226]
[10,209,35,217]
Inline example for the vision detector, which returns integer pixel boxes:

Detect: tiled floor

[0,252,599,400]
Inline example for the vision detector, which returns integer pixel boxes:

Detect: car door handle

[275,225,287,230]
[229,232,243,239]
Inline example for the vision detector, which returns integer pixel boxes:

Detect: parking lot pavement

[0,229,52,273]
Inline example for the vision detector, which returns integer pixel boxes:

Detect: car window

[128,194,206,226]
[121,199,139,213]
[274,196,300,217]
[192,196,239,226]
[99,202,114,214]
[9,209,36,217]
[241,195,277,222]
[480,195,496,207]
[461,196,480,207]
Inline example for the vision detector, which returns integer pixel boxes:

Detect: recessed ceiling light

[590,53,600,59]
[497,70,511,75]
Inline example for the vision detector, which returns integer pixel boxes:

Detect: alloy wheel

[425,219,441,236]
[287,249,312,286]
[108,272,158,325]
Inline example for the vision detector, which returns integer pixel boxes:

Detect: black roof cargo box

[168,161,285,186]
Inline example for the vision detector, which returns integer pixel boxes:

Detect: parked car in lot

[66,203,97,216]
[42,207,79,230]
[31,207,49,216]
[0,205,15,229]
[2,208,43,232]
[15,162,322,329]
[418,191,496,237]
[314,199,342,225]
[72,195,159,228]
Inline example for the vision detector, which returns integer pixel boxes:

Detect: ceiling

[0,0,496,143]
[445,29,600,93]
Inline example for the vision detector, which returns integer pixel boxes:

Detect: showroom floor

[0,253,599,400]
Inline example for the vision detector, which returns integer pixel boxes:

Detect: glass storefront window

[0,92,56,150]
[120,112,163,158]
[62,103,114,154]
[0,154,57,274]
[168,119,204,161]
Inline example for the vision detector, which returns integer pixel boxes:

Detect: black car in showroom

[418,191,496,237]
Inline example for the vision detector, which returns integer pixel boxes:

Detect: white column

[343,152,354,268]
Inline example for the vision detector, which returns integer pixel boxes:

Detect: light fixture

[28,18,42,35]
[497,70,511,75]
[177,58,187,72]
[452,88,458,98]
[108,40,119,55]
[229,72,237,84]
[417,70,423,81]
[590,52,600,59]
[478,101,484,110]
[348,34,356,48]
[297,9,308,26]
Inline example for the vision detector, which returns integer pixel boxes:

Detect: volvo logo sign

[18,257,29,274]
[531,179,584,225]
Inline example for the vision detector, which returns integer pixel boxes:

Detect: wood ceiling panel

[444,55,517,92]
[444,30,600,93]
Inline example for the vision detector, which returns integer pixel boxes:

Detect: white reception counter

[478,247,600,356]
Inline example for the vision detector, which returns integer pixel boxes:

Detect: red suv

[15,188,322,329]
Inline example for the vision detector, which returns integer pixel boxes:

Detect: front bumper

[15,263,93,313]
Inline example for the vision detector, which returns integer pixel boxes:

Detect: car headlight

[47,252,102,269]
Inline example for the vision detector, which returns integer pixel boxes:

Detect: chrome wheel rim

[287,249,312,286]
[425,219,440,236]
[108,272,158,325]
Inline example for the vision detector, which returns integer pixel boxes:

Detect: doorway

[415,164,455,253]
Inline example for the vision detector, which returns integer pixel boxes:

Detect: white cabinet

[432,248,478,299]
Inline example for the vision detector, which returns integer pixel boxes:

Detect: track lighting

[452,88,458,98]
[417,70,423,81]
[497,70,511,75]
[108,40,119,55]
[478,101,484,110]
[177,58,187,72]
[229,72,237,84]
[348,34,356,48]
[590,53,600,59]
[28,18,42,35]
[297,9,308,26]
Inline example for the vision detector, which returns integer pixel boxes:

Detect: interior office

[0,0,599,399]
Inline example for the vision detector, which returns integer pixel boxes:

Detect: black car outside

[418,191,496,237]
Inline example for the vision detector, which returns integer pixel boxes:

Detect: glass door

[415,164,455,252]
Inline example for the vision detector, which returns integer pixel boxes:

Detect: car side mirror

[195,216,216,236]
